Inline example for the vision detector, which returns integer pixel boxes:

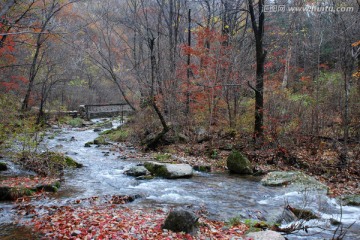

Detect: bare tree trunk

[21,1,66,111]
[146,37,169,150]
[22,39,43,111]
[248,0,266,143]
[282,19,294,89]
[185,8,191,116]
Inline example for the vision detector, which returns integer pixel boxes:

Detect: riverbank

[1,118,359,239]
[112,122,359,198]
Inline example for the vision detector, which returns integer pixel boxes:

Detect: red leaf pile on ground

[31,204,248,239]
[0,176,59,189]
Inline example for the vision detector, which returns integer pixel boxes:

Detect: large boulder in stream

[162,208,198,234]
[261,171,328,192]
[246,230,285,240]
[144,161,193,179]
[337,194,360,206]
[226,150,253,175]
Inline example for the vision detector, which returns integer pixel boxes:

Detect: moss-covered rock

[65,156,83,168]
[0,187,34,200]
[0,162,7,171]
[99,127,129,142]
[0,178,61,200]
[144,161,193,179]
[35,182,60,192]
[227,150,253,174]
[84,142,92,147]
[261,171,328,192]
[93,136,110,145]
[337,194,360,206]
[43,152,82,168]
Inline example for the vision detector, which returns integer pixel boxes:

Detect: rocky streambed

[0,118,359,239]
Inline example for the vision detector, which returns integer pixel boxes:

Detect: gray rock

[277,207,298,223]
[144,161,193,179]
[246,230,285,240]
[227,150,253,174]
[162,208,198,234]
[71,230,82,236]
[178,133,189,143]
[144,133,156,143]
[196,127,210,143]
[337,194,360,206]
[125,166,150,177]
[261,171,328,192]
[82,121,94,126]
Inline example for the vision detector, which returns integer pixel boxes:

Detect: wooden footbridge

[78,103,134,120]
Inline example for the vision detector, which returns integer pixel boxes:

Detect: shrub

[154,153,172,162]
[67,118,83,127]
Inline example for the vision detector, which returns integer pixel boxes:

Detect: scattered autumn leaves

[0,176,59,189]
[22,194,249,240]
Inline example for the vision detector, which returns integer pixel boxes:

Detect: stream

[1,119,359,239]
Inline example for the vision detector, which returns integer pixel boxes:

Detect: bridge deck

[79,103,133,119]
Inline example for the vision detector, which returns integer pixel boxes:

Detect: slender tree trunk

[282,20,294,89]
[22,40,42,111]
[146,37,169,150]
[185,8,191,115]
[248,0,266,143]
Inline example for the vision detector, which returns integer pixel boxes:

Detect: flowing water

[1,119,359,239]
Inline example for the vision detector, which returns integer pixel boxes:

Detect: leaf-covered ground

[0,176,59,189]
[29,202,248,239]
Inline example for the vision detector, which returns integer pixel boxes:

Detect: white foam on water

[147,193,199,203]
